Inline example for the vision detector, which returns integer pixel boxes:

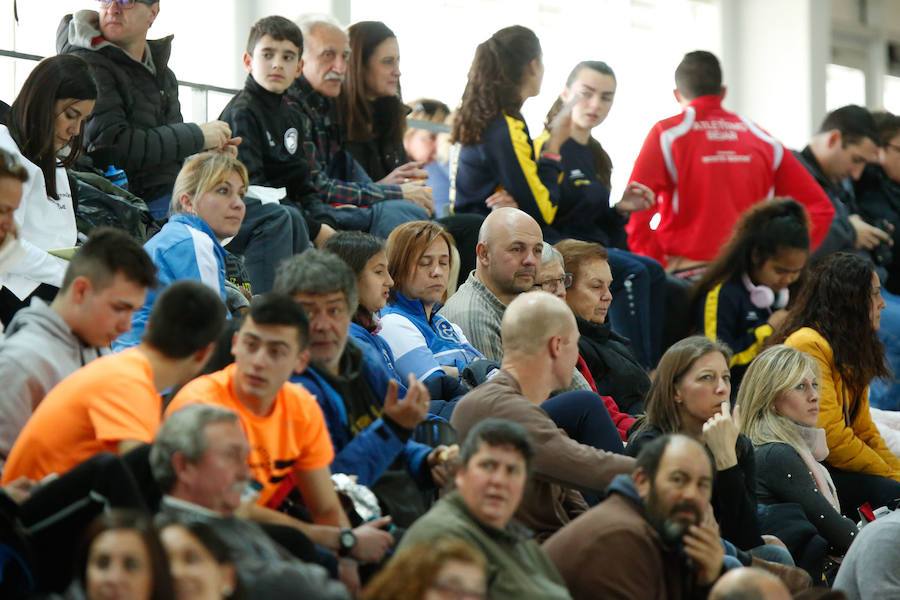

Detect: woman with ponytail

[536,61,665,368]
[693,198,810,392]
[452,26,587,241]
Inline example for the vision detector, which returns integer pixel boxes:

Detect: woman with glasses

[556,239,650,419]
[379,221,485,386]
[533,245,571,300]
[0,55,97,325]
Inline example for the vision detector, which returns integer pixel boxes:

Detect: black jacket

[57,11,204,201]
[794,146,858,260]
[855,164,900,292]
[627,426,764,550]
[576,317,649,415]
[219,76,325,238]
[343,97,408,182]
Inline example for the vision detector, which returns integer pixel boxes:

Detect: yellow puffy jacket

[785,327,900,481]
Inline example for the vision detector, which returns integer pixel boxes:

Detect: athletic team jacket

[697,275,774,390]
[626,95,835,265]
[453,113,565,234]
[219,76,324,239]
[379,292,484,383]
[534,133,628,247]
[114,214,226,350]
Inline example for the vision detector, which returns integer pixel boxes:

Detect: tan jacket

[450,369,634,540]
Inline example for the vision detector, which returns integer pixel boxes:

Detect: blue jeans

[224,199,311,293]
[870,290,900,410]
[314,200,430,240]
[606,248,666,368]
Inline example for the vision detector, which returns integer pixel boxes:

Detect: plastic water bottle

[103,165,128,191]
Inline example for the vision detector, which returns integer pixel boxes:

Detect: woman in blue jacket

[324,229,468,418]
[380,221,483,384]
[114,152,248,350]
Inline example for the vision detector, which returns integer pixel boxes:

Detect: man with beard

[543,434,725,599]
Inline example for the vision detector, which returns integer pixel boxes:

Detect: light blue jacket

[114,214,226,350]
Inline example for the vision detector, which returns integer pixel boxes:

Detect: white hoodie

[0,125,75,300]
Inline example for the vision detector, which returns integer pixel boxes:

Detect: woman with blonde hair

[363,537,486,600]
[114,152,248,349]
[737,344,857,579]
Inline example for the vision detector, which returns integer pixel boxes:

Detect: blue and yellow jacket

[453,113,562,229]
[697,275,774,390]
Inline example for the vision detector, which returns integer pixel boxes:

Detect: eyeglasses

[97,0,152,9]
[428,580,486,600]
[533,272,573,292]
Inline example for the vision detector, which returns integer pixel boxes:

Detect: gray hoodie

[0,298,106,470]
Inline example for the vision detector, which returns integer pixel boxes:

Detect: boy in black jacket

[222,16,427,245]
[219,17,330,291]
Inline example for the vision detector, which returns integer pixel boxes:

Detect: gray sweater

[834,508,900,599]
[0,298,105,470]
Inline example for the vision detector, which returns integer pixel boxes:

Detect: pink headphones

[742,273,789,310]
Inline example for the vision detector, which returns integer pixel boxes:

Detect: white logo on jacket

[284,128,299,155]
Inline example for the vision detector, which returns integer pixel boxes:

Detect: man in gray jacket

[0,228,155,470]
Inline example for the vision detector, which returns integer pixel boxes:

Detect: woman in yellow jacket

[776,252,900,514]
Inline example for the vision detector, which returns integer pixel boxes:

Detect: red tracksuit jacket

[626,95,834,265]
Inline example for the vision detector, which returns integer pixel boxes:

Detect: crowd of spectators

[5,1,900,598]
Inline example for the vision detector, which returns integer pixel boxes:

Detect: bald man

[450,291,634,540]
[709,567,791,600]
[439,208,543,361]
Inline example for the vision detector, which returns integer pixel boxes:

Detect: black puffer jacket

[576,316,650,415]
[855,163,900,293]
[57,11,205,201]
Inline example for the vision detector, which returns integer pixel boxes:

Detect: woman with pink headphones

[692,198,810,395]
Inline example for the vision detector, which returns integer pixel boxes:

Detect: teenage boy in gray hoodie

[0,227,156,470]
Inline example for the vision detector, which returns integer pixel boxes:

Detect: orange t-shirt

[165,364,335,506]
[2,348,161,483]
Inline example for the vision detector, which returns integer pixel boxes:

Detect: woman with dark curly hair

[693,198,810,393]
[362,537,486,600]
[453,26,599,243]
[776,252,900,513]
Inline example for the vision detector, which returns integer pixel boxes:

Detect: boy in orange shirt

[166,293,394,584]
[2,280,225,483]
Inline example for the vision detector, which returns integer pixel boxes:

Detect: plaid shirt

[288,78,403,207]
[440,271,591,391]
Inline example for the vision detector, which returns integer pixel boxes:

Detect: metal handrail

[1,47,451,132]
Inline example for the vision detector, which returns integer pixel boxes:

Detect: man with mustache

[283,15,433,236]
[451,291,634,541]
[544,433,725,599]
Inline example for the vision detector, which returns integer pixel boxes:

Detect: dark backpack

[70,171,160,244]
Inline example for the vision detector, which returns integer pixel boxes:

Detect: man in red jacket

[626,51,834,275]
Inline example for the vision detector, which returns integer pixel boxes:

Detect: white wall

[720,0,830,150]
